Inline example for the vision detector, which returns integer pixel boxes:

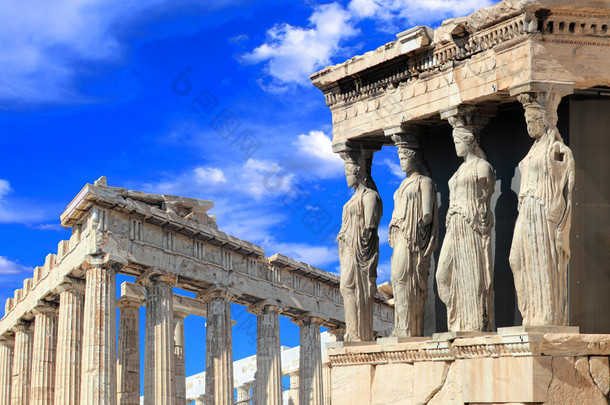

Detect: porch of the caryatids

[138,270,177,405]
[293,314,324,405]
[249,302,283,405]
[54,279,85,405]
[31,301,59,405]
[116,295,141,405]
[198,288,235,405]
[0,336,14,405]
[80,259,118,405]
[335,140,383,342]
[508,82,575,327]
[11,321,34,405]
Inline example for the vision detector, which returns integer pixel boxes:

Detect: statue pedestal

[327,332,610,404]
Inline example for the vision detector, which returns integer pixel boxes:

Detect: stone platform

[327,332,610,404]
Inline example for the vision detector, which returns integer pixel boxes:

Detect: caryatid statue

[388,132,439,337]
[510,91,575,326]
[437,111,496,332]
[337,147,383,342]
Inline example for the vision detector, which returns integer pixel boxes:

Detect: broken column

[54,280,85,405]
[141,272,177,405]
[201,289,234,405]
[11,322,33,405]
[80,261,117,405]
[250,303,283,405]
[174,311,188,405]
[0,336,13,405]
[31,302,59,405]
[117,296,141,405]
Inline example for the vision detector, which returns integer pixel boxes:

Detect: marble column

[11,322,33,405]
[80,262,117,405]
[174,311,188,405]
[295,315,323,405]
[0,337,14,405]
[31,303,59,405]
[117,297,140,405]
[250,303,282,405]
[141,273,177,405]
[201,289,234,405]
[54,280,85,405]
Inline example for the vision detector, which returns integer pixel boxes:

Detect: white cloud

[380,158,404,179]
[291,130,344,179]
[241,2,358,91]
[265,241,338,269]
[0,179,47,224]
[0,256,31,275]
[243,0,494,90]
[0,180,11,198]
[194,167,227,184]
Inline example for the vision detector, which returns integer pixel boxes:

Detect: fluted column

[11,322,33,405]
[54,280,85,405]
[173,311,188,405]
[80,261,117,405]
[250,303,282,405]
[31,303,59,405]
[140,272,177,405]
[200,289,234,405]
[294,315,324,405]
[116,297,140,405]
[0,337,14,405]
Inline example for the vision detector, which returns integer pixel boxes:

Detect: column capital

[247,300,282,316]
[31,300,59,316]
[328,325,346,340]
[440,104,497,121]
[196,286,236,303]
[116,296,142,310]
[173,310,189,320]
[509,80,574,98]
[0,335,14,347]
[135,268,178,287]
[331,139,382,154]
[55,276,85,294]
[383,124,426,138]
[291,313,325,327]
[11,321,33,334]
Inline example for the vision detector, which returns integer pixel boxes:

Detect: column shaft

[253,305,282,405]
[0,339,13,405]
[204,292,234,405]
[80,264,117,405]
[143,278,175,405]
[299,319,323,405]
[54,285,84,405]
[174,313,187,405]
[11,324,33,405]
[117,301,140,405]
[31,307,58,405]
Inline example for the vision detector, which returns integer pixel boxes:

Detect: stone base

[377,336,429,345]
[327,333,610,405]
[498,325,580,335]
[432,331,496,341]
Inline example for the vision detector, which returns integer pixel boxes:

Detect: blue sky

[0,0,498,392]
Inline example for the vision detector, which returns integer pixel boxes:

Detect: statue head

[517,92,561,140]
[392,132,431,177]
[448,115,487,160]
[340,149,373,190]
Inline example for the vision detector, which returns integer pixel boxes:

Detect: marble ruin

[0,179,394,405]
[312,0,610,403]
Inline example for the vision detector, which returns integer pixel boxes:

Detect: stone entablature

[310,0,610,143]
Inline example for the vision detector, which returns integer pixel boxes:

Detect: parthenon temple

[0,179,393,405]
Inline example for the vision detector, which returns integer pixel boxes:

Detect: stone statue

[388,135,438,337]
[437,115,496,332]
[337,148,383,342]
[510,92,575,326]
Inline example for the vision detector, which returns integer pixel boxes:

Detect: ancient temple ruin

[311,0,610,403]
[0,178,394,405]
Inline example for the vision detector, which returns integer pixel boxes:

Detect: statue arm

[362,192,381,240]
[419,178,435,227]
[476,160,495,230]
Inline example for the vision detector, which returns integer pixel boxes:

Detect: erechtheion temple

[1,0,610,404]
